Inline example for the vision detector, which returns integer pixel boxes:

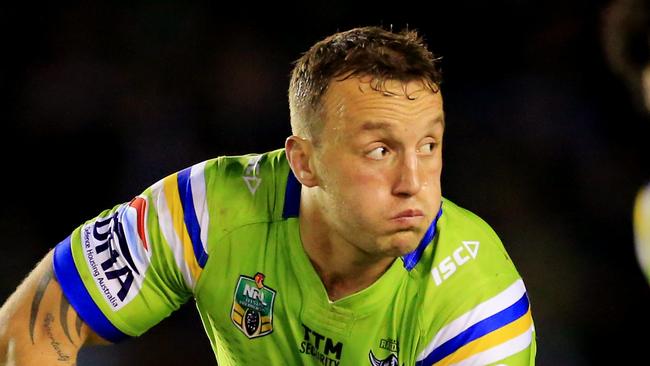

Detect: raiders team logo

[231,272,276,339]
[369,350,400,366]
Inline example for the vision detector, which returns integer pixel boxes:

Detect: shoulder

[411,197,525,330]
[206,148,289,180]
[203,148,291,226]
[414,198,515,283]
[146,148,291,237]
[410,199,534,364]
[437,198,502,245]
[201,148,289,190]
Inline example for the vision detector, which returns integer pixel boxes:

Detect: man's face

[312,76,444,259]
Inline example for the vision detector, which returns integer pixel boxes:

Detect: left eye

[418,143,436,153]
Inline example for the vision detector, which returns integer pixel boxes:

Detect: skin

[0,251,108,365]
[286,76,445,301]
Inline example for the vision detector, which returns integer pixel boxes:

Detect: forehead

[320,76,443,131]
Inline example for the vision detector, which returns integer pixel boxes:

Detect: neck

[298,190,395,302]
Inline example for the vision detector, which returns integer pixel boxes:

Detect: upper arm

[51,187,196,342]
[1,157,226,364]
[50,159,223,341]
[0,250,108,365]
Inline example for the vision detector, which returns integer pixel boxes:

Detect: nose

[392,152,421,197]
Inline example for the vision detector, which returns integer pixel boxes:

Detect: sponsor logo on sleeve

[231,272,276,338]
[431,240,479,286]
[81,196,152,311]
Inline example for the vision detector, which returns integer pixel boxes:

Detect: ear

[285,136,318,187]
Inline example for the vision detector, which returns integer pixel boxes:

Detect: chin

[382,232,422,257]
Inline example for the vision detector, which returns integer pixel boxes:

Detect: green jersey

[53,148,536,365]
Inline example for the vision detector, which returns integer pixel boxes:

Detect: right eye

[366,146,389,160]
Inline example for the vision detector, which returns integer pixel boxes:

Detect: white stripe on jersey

[190,161,210,255]
[417,279,527,361]
[450,324,534,365]
[151,179,195,289]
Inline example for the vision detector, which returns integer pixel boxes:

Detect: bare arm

[0,250,109,366]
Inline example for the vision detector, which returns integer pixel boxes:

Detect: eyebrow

[360,115,445,131]
[360,121,394,131]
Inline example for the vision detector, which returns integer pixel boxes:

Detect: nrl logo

[231,272,276,339]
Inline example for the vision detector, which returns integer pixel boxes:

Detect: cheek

[427,153,443,179]
[329,164,389,210]
[429,160,443,183]
[339,166,384,196]
[415,158,443,209]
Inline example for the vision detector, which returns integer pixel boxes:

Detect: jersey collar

[282,170,301,219]
[400,206,443,271]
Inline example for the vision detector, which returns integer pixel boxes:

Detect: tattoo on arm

[29,266,54,344]
[59,292,75,345]
[29,264,81,348]
[75,313,83,338]
[44,312,71,362]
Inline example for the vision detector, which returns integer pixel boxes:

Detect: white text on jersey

[431,241,479,286]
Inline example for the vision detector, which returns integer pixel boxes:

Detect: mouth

[390,209,425,224]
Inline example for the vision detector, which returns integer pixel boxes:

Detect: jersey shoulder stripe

[152,162,209,289]
[52,236,128,342]
[443,308,533,365]
[450,321,533,365]
[177,162,209,267]
[416,279,532,365]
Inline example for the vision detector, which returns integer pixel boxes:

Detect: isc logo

[431,241,479,286]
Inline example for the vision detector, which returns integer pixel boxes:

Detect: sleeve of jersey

[52,161,212,342]
[415,219,536,365]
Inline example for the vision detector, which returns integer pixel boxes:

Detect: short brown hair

[288,26,443,139]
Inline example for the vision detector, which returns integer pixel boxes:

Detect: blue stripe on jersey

[283,170,301,218]
[52,236,128,343]
[417,292,530,365]
[401,207,443,271]
[177,167,208,267]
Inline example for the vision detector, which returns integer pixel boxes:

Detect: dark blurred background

[2,1,649,365]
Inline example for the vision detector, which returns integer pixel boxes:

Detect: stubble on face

[310,76,444,258]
